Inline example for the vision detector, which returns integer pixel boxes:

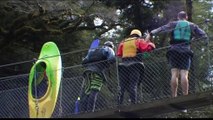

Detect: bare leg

[180,70,189,96]
[171,68,179,98]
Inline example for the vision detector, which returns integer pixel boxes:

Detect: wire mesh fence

[0,38,212,118]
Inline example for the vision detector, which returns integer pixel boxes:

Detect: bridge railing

[0,38,212,118]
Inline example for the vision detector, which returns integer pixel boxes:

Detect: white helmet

[104,41,114,49]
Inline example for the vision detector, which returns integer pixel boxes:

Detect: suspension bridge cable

[152,36,208,51]
[0,59,36,69]
[0,47,92,69]
[0,19,210,69]
[0,35,207,70]
[0,35,208,81]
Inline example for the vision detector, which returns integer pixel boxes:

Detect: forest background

[0,0,212,118]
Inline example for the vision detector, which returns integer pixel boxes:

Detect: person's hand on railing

[145,33,151,42]
[191,36,209,47]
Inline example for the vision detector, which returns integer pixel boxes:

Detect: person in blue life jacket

[146,11,208,98]
[81,41,116,112]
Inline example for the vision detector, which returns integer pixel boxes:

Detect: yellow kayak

[28,41,62,118]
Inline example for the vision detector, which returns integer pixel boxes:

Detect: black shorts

[166,46,193,70]
[169,51,191,70]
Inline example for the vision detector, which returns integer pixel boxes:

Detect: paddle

[74,39,100,114]
[89,38,100,50]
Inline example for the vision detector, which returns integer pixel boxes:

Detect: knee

[180,75,188,82]
[171,79,178,85]
[171,77,177,82]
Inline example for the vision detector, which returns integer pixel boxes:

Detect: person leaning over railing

[146,11,208,99]
[81,41,116,112]
[117,29,156,105]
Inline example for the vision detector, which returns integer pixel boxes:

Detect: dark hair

[129,34,140,38]
[178,11,187,19]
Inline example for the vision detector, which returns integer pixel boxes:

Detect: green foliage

[193,0,213,37]
[0,0,213,117]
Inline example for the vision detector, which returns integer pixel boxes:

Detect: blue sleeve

[159,22,176,33]
[191,23,207,38]
[82,49,94,64]
[151,22,176,35]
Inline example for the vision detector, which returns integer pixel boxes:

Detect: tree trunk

[186,0,193,22]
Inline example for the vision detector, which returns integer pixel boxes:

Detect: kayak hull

[28,42,62,118]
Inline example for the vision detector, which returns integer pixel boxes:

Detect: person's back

[82,42,115,72]
[148,11,208,101]
[117,29,155,105]
[172,20,191,44]
[117,29,155,63]
[150,11,207,45]
[80,41,115,112]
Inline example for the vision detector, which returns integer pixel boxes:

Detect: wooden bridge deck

[66,91,213,118]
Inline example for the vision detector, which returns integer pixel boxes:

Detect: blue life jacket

[173,20,191,42]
